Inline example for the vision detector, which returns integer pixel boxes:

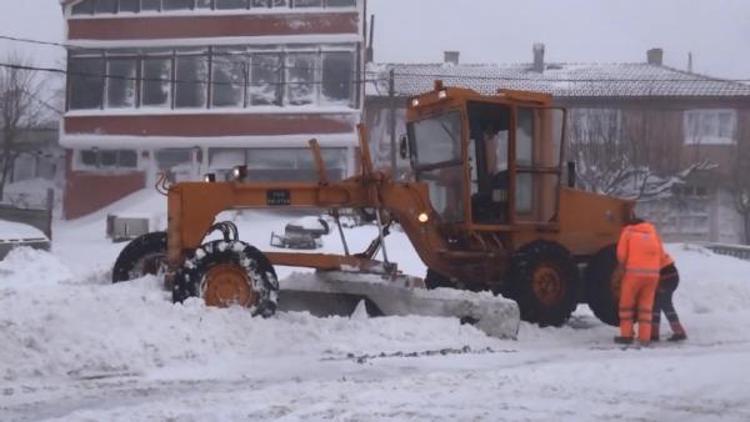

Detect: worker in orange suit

[652,252,688,342]
[615,216,665,345]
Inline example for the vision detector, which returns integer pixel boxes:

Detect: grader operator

[112,82,632,332]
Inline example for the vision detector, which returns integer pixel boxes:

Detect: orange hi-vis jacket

[617,222,664,276]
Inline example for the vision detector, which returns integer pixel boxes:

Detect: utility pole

[388,68,397,175]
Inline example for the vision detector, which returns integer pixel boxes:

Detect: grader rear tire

[173,240,279,317]
[509,241,579,327]
[112,231,167,283]
[585,245,620,327]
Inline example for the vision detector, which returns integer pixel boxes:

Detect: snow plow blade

[278,271,520,339]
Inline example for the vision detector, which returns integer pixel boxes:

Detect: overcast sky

[0,0,748,81]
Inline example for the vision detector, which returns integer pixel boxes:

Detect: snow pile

[0,250,498,383]
[0,247,71,286]
[669,243,750,314]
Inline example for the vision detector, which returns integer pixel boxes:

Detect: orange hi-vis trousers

[619,271,659,342]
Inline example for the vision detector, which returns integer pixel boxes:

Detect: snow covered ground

[2,190,750,421]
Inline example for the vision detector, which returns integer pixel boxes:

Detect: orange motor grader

[113,82,632,328]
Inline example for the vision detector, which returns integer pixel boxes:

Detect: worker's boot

[668,332,687,342]
[613,336,634,345]
[668,322,687,342]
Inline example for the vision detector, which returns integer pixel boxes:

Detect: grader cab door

[513,107,566,226]
[466,102,565,227]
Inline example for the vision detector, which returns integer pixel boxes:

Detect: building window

[684,109,737,145]
[216,0,248,9]
[175,52,209,108]
[326,0,355,6]
[141,55,172,107]
[156,149,193,169]
[106,57,137,108]
[67,47,357,111]
[209,147,346,180]
[141,0,162,11]
[119,0,140,13]
[163,0,195,10]
[286,53,317,106]
[252,0,290,6]
[71,0,95,14]
[95,0,118,13]
[69,57,105,110]
[321,51,353,105]
[250,53,282,106]
[69,0,354,15]
[569,108,623,144]
[212,49,248,107]
[77,149,139,170]
[156,148,195,181]
[294,0,323,7]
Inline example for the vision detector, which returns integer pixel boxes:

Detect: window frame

[66,45,358,112]
[67,0,357,16]
[684,109,737,146]
[73,148,142,172]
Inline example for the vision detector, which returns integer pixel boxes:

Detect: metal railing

[699,242,750,261]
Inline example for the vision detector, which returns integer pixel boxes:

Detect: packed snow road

[2,208,750,421]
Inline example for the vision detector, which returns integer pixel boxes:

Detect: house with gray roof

[365,45,750,243]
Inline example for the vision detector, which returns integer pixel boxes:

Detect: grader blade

[278,271,520,340]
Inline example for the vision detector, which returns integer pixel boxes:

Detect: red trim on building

[68,13,359,40]
[63,152,146,219]
[64,113,355,137]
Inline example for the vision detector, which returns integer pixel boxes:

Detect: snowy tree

[0,54,47,201]
[567,108,711,200]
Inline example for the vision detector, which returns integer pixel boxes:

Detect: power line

[0,34,76,50]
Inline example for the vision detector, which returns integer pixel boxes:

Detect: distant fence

[700,243,750,261]
[0,188,54,240]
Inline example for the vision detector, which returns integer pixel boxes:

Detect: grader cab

[112,83,633,336]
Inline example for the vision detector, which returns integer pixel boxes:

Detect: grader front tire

[173,240,279,317]
[509,241,579,327]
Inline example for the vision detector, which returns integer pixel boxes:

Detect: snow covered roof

[367,62,750,99]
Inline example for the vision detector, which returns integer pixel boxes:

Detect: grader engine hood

[557,187,634,256]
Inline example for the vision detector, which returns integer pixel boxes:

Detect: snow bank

[668,243,750,314]
[0,249,498,383]
[0,247,71,286]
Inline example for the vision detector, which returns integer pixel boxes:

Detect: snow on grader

[112,82,633,339]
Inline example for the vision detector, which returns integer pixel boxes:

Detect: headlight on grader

[232,165,248,181]
[417,212,430,223]
[203,173,216,183]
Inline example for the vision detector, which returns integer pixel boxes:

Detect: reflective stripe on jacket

[617,222,664,274]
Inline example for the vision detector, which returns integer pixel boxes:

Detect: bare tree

[568,108,712,200]
[0,54,46,201]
